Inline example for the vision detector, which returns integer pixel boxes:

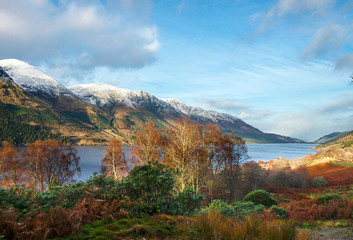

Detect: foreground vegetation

[1,164,353,239]
[0,167,302,240]
[1,120,353,239]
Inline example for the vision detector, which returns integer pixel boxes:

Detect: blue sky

[0,0,352,141]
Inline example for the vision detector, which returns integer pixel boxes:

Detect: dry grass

[194,210,297,240]
[305,162,353,185]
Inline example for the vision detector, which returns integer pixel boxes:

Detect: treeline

[0,117,252,202]
[0,102,69,145]
[1,117,328,201]
[102,118,249,202]
[102,118,330,202]
[0,140,79,189]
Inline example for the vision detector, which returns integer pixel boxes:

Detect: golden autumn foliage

[0,139,80,190]
[0,142,27,186]
[130,121,164,165]
[24,139,80,189]
[102,138,134,180]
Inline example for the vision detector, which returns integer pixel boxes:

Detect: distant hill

[314,130,353,145]
[0,59,305,145]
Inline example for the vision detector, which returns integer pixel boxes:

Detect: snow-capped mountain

[163,98,238,123]
[0,58,304,144]
[69,83,184,117]
[69,83,265,136]
[163,98,263,135]
[0,59,74,98]
[69,83,136,108]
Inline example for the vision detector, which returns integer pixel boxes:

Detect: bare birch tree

[131,122,164,165]
[102,138,128,180]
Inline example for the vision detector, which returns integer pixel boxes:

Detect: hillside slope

[0,64,119,145]
[314,130,353,144]
[0,59,305,144]
[163,98,303,143]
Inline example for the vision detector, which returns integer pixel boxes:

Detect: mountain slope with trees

[0,59,304,144]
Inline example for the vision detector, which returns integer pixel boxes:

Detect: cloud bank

[0,0,159,73]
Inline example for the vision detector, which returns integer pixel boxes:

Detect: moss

[70,216,192,240]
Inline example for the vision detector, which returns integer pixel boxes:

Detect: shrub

[317,194,345,204]
[0,187,34,212]
[201,200,235,217]
[170,188,204,215]
[123,162,204,216]
[270,206,288,219]
[243,190,277,207]
[123,162,177,215]
[310,176,329,188]
[232,201,264,219]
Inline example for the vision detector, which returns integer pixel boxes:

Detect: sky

[0,0,352,141]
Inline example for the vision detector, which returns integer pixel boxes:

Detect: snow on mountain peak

[68,83,164,109]
[69,83,184,116]
[68,83,140,108]
[0,59,71,97]
[162,98,239,122]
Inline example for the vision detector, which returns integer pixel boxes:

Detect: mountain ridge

[0,59,305,144]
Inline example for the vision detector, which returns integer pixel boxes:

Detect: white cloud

[256,0,335,33]
[267,0,334,17]
[0,0,159,74]
[318,97,353,114]
[300,24,345,59]
[200,98,252,113]
[248,95,353,141]
[237,110,274,120]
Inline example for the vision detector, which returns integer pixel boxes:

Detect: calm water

[75,144,317,181]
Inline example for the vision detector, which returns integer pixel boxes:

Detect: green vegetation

[201,200,265,219]
[61,111,93,127]
[118,112,167,131]
[201,200,236,217]
[243,190,277,207]
[317,194,345,204]
[123,162,204,216]
[68,215,194,240]
[129,112,167,129]
[1,120,353,239]
[0,102,69,144]
[88,114,110,129]
[232,201,264,219]
[0,163,204,239]
[270,206,288,219]
[6,104,60,125]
